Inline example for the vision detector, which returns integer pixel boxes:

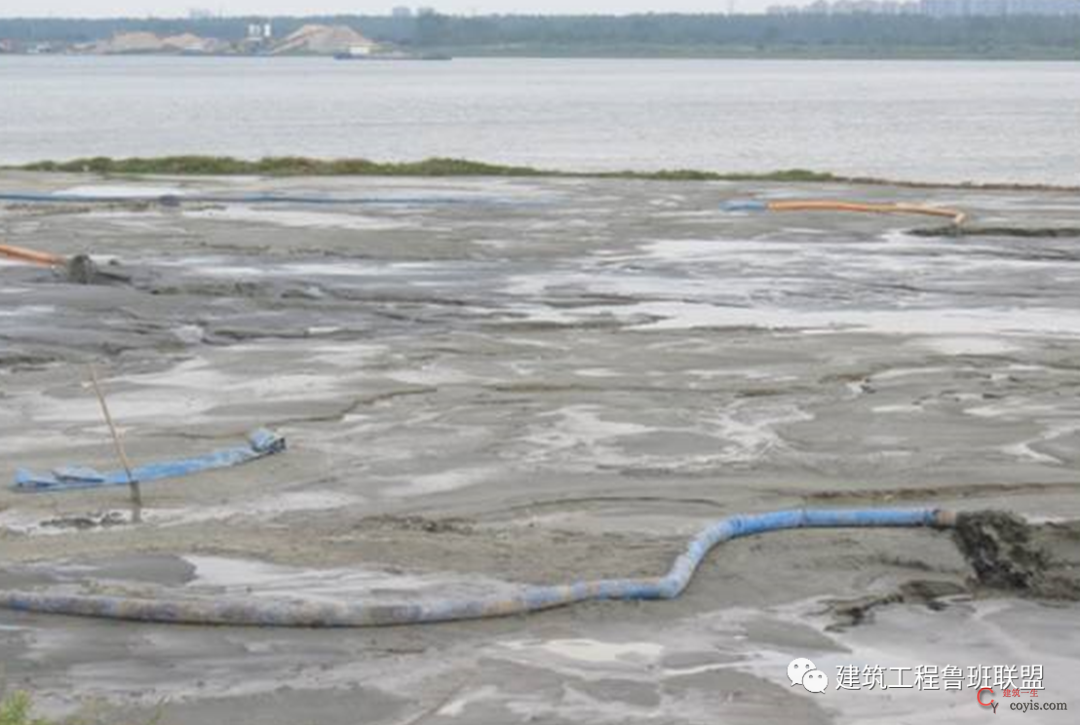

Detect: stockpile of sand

[93,32,223,54]
[272,24,377,55]
[95,32,165,54]
[89,24,374,56]
[162,33,220,54]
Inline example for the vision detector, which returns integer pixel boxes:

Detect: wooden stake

[88,364,143,523]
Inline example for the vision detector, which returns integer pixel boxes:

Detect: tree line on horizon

[1,13,1077,57]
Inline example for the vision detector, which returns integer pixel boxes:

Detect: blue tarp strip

[13,429,285,492]
[719,199,769,212]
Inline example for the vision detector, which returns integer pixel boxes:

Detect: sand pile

[272,24,377,55]
[162,33,220,54]
[96,32,166,54]
[93,32,221,55]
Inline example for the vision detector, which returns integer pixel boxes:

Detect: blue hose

[0,508,952,627]
[720,199,769,212]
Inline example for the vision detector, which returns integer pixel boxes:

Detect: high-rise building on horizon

[768,0,1080,15]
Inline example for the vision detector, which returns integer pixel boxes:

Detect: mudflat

[1,173,1078,723]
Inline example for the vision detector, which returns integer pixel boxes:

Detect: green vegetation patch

[14,156,844,183]
[10,156,1074,191]
[18,156,548,177]
[0,693,49,725]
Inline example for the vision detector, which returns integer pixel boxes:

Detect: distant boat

[334,51,451,61]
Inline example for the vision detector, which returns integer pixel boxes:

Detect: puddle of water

[58,185,187,198]
[307,341,387,367]
[504,267,767,301]
[520,406,654,467]
[705,403,813,463]
[872,366,953,382]
[23,350,360,425]
[574,368,621,378]
[438,686,501,718]
[1001,442,1062,465]
[184,555,522,604]
[964,401,1059,419]
[151,491,363,527]
[916,337,1021,356]
[0,305,56,318]
[384,467,499,498]
[183,206,405,231]
[500,638,665,665]
[387,368,478,386]
[627,301,1080,338]
[0,491,362,537]
[516,402,810,472]
[0,428,80,457]
[872,404,924,415]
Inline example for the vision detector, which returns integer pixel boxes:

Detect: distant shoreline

[2,13,1077,62]
[3,48,1078,61]
[7,156,1079,193]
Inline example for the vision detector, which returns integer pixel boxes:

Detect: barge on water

[334,49,451,61]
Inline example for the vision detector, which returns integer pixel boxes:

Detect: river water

[1,56,1078,184]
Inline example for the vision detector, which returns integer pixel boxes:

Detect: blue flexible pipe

[0,508,954,627]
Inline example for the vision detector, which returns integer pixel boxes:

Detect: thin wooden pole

[87,364,143,523]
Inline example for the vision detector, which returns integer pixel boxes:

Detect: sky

[0,1,789,19]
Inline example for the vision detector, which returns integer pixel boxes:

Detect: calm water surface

[1,57,1078,184]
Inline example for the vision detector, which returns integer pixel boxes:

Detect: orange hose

[0,243,66,267]
[767,200,966,226]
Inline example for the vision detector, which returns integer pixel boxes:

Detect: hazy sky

[0,1,789,18]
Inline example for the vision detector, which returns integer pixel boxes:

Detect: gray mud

[2,173,1080,723]
[913,225,1080,238]
[952,511,1080,600]
[954,511,1048,591]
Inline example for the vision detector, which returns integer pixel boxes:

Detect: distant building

[392,6,414,17]
[923,0,1080,15]
[768,0,1080,15]
[246,22,272,41]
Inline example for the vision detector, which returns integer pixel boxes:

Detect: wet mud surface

[953,511,1080,600]
[2,173,1079,723]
